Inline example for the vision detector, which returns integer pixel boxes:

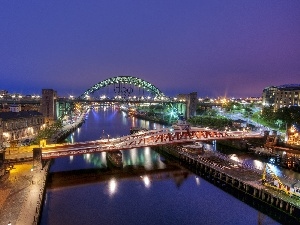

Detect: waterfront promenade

[0,161,49,225]
[0,113,86,225]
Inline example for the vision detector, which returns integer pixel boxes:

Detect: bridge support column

[0,150,5,162]
[33,148,42,169]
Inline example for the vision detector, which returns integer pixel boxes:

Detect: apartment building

[262,84,300,111]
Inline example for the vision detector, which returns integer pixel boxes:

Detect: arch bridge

[57,75,189,119]
[79,76,165,100]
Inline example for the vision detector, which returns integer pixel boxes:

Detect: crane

[262,164,290,196]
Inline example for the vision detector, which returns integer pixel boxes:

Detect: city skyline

[1,1,299,98]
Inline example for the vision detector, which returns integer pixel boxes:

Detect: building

[262,86,278,107]
[40,89,57,125]
[0,91,41,113]
[9,104,21,112]
[0,118,2,146]
[262,84,300,111]
[0,90,8,95]
[274,84,300,111]
[0,111,45,147]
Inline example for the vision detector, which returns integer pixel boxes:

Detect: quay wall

[51,119,85,143]
[154,145,300,225]
[216,137,265,151]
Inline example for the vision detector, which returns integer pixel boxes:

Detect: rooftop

[0,111,42,120]
[277,84,300,90]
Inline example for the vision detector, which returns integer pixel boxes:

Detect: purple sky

[1,1,299,98]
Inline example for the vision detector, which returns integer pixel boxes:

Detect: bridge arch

[79,76,165,99]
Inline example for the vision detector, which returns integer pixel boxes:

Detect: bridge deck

[41,128,263,159]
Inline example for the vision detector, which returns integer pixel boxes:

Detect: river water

[40,107,281,225]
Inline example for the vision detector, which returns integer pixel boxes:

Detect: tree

[275,106,300,126]
[261,106,275,123]
[223,101,241,112]
[243,106,253,119]
[275,119,284,129]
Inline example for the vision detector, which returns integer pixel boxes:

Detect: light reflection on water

[51,146,166,172]
[108,178,118,197]
[41,108,281,225]
[122,147,165,170]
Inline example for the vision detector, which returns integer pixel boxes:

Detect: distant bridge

[41,127,263,159]
[56,75,190,119]
[79,76,165,99]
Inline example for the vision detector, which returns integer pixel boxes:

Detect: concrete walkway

[0,110,88,225]
[0,161,49,225]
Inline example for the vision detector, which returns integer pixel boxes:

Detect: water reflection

[141,175,151,188]
[122,148,165,170]
[41,108,281,225]
[195,176,201,186]
[108,178,118,197]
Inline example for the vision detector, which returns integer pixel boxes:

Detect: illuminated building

[0,111,45,147]
[262,86,277,107]
[287,124,300,146]
[262,84,300,111]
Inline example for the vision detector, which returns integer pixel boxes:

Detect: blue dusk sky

[0,1,299,98]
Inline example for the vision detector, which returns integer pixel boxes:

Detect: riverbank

[154,144,300,224]
[49,111,87,143]
[0,160,50,225]
[0,112,88,224]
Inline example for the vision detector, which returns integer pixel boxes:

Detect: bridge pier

[0,150,5,162]
[33,148,43,169]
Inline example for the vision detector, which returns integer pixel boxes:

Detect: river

[40,106,280,225]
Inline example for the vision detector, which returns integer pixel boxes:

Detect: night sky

[1,1,299,98]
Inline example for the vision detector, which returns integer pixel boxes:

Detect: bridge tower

[33,148,42,169]
[40,89,57,125]
[177,92,198,118]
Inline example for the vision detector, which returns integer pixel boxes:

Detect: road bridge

[40,127,263,159]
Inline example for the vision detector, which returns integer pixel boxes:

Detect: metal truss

[79,76,165,99]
